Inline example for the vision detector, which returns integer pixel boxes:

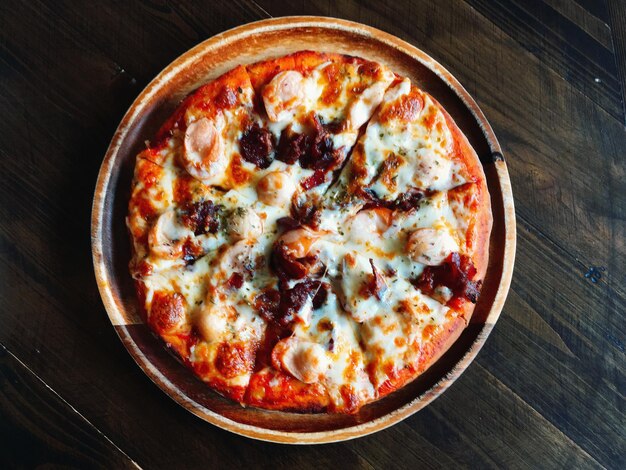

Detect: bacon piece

[362,188,424,212]
[181,238,203,265]
[254,289,281,324]
[311,282,329,309]
[271,241,308,281]
[291,197,322,229]
[277,281,312,326]
[271,226,323,280]
[239,122,275,168]
[414,252,482,304]
[276,216,301,232]
[300,117,343,171]
[276,116,342,172]
[276,127,309,164]
[393,190,425,211]
[226,272,244,290]
[254,280,330,328]
[181,200,220,235]
[301,170,326,191]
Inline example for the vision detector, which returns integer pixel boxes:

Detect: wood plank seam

[461,0,625,126]
[516,214,626,312]
[517,212,595,280]
[243,0,272,19]
[477,364,608,469]
[0,342,141,469]
[607,0,626,125]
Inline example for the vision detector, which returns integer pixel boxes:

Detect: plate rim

[91,15,516,444]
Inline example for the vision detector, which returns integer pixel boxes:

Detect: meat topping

[360,259,387,300]
[180,200,220,235]
[362,188,425,212]
[254,279,330,328]
[413,252,482,304]
[276,116,343,173]
[239,122,275,168]
[271,240,309,281]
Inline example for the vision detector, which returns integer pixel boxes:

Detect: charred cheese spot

[215,342,255,379]
[378,85,424,124]
[149,291,187,334]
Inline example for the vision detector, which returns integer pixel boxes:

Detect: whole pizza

[127,51,492,413]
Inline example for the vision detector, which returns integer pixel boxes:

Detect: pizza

[127,51,492,413]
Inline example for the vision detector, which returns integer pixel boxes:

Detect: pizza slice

[325,77,485,212]
[331,187,488,398]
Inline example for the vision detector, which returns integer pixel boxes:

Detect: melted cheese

[362,93,462,197]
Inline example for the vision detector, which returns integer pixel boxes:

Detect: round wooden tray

[91,16,516,444]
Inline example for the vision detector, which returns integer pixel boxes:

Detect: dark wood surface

[1,0,624,468]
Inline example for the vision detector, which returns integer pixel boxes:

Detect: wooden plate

[91,16,516,444]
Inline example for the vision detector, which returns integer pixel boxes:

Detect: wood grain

[1,0,624,467]
[463,0,623,122]
[608,0,626,122]
[0,344,138,469]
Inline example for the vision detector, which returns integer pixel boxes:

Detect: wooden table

[1,1,624,468]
